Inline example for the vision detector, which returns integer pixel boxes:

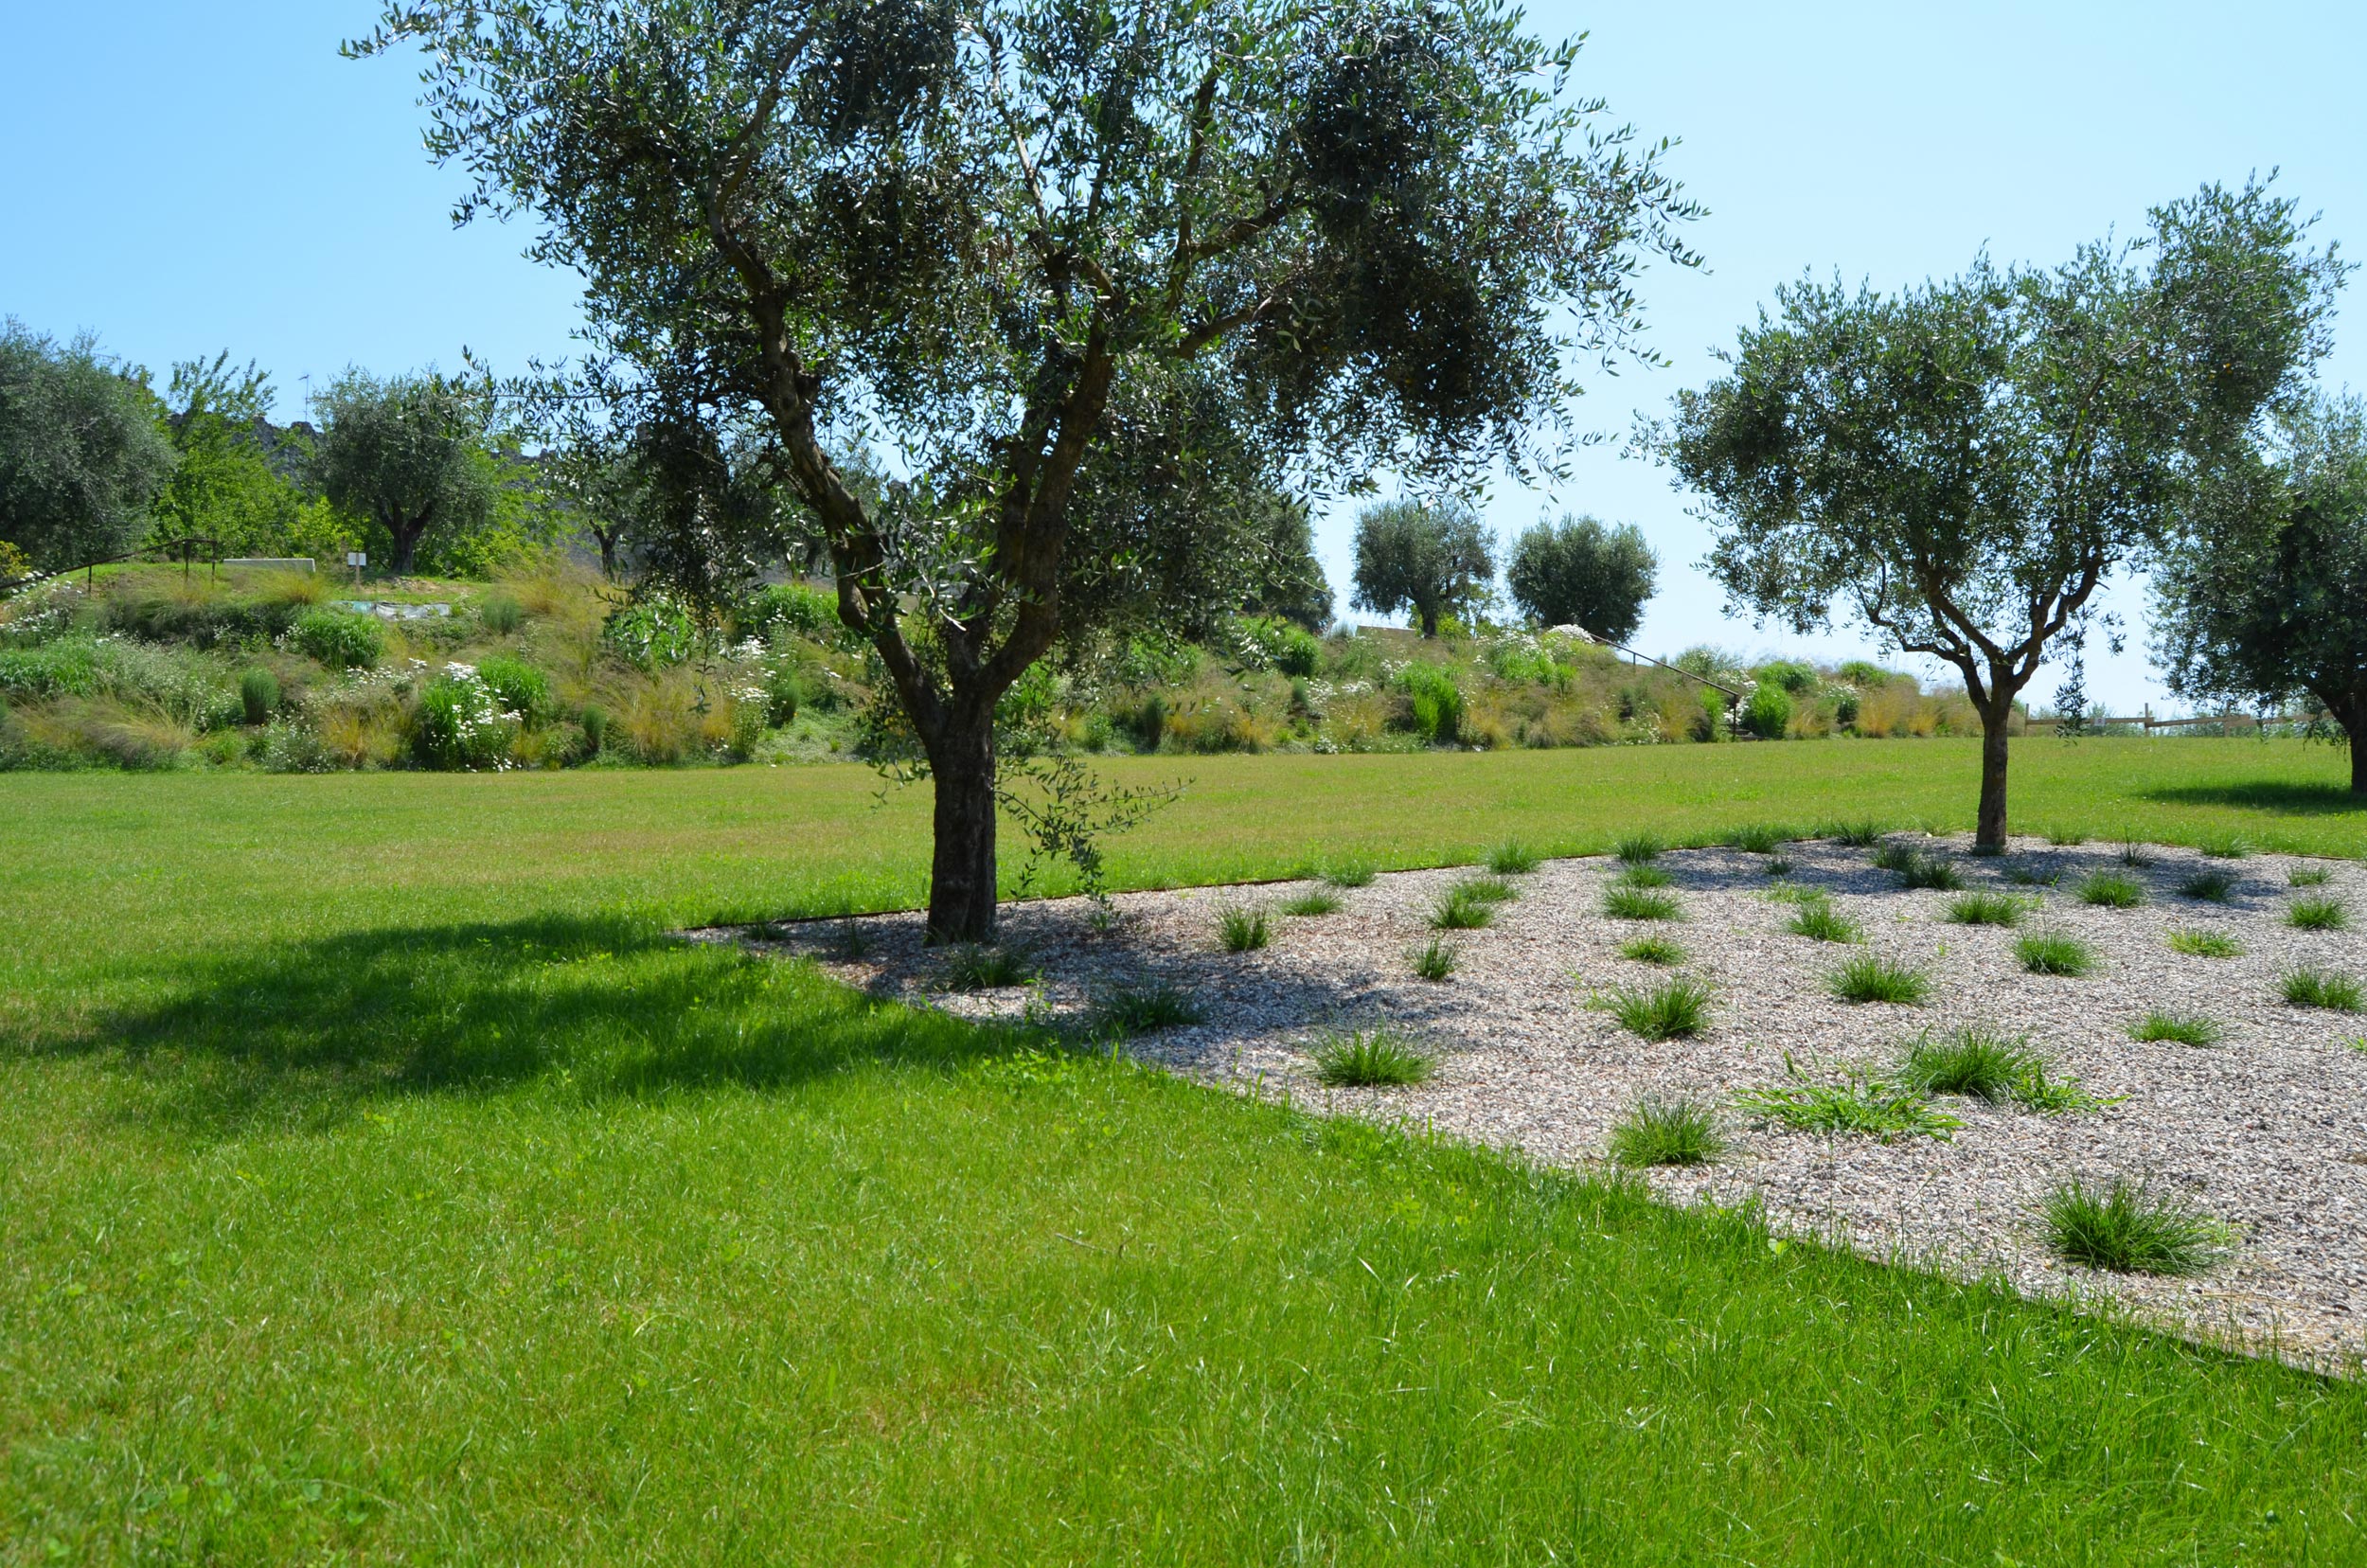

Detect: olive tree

[1504,513,1656,639]
[0,321,176,570]
[1667,181,2338,850]
[2156,394,2367,793]
[356,0,1700,941]
[1350,499,1497,636]
[311,370,501,575]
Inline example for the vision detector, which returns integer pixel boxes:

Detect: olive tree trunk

[1973,696,2016,852]
[922,715,1000,946]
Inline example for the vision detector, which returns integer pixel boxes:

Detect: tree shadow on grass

[2141,780,2364,818]
[40,913,1032,1138]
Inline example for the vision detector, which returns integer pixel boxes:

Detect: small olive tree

[1350,499,1497,636]
[2156,394,2367,793]
[358,0,1700,941]
[1504,513,1656,640]
[1667,180,2339,849]
[311,370,499,575]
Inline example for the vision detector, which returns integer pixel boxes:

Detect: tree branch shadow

[2140,780,2364,818]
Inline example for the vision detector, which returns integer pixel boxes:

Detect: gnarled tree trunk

[922,714,1000,946]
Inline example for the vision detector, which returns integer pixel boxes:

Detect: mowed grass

[3,742,2367,1561]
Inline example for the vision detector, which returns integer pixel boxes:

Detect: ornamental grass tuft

[1311,1026,1433,1087]
[1607,1097,1726,1167]
[1827,953,1931,1005]
[2043,1179,2225,1275]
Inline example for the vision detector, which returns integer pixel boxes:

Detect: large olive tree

[1667,181,2339,850]
[357,0,1700,941]
[311,370,500,575]
[0,321,176,571]
[2156,394,2367,793]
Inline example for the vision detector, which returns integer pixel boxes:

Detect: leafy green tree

[150,352,318,557]
[1350,500,1497,637]
[310,370,499,575]
[1504,513,1656,640]
[1667,181,2339,850]
[1238,490,1332,633]
[356,0,1699,941]
[2156,395,2367,793]
[0,321,177,570]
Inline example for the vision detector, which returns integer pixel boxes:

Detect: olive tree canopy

[1505,513,1655,640]
[356,0,1701,940]
[1667,180,2339,849]
[310,370,500,575]
[0,322,176,572]
[1349,498,1497,636]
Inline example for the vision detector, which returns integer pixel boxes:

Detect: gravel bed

[689,833,2367,1369]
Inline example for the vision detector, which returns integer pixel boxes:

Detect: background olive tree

[2156,393,2367,793]
[0,321,177,571]
[1349,499,1498,637]
[1667,180,2339,850]
[1504,513,1656,640]
[310,369,501,576]
[359,0,1700,941]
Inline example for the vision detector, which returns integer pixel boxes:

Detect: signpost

[347,550,366,587]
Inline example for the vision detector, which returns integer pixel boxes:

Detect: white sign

[347,551,367,567]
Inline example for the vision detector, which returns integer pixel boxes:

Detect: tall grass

[1827,954,1931,1005]
[2043,1180,2226,1275]
[1310,1027,1434,1087]
[1607,1098,1726,1167]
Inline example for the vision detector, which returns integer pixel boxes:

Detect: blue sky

[5,2,2361,710]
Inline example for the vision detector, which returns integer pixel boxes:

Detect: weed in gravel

[1728,823,1789,855]
[2018,931,2097,976]
[1487,840,1541,875]
[1827,953,1931,1005]
[1217,905,1272,953]
[2167,929,2244,958]
[2345,1035,2367,1055]
[1763,882,1823,904]
[1897,1027,2041,1101]
[1736,1060,1961,1142]
[1608,1097,1726,1167]
[2177,868,2237,902]
[1282,890,1343,917]
[1787,900,1863,944]
[1870,841,1918,873]
[1323,859,1378,888]
[1619,935,1686,966]
[1898,853,1965,891]
[1615,832,1664,865]
[2046,829,2090,846]
[1616,864,1674,889]
[1408,937,1458,981]
[2129,1010,2223,1046]
[2289,865,2332,888]
[1433,887,1497,930]
[1604,884,1683,922]
[1311,1027,1433,1087]
[1818,818,1885,847]
[2004,862,2064,887]
[1599,975,1715,1041]
[945,943,1038,990]
[1458,875,1521,905]
[1947,892,2025,927]
[2043,1179,2226,1275]
[1764,852,1795,877]
[1093,984,1205,1036]
[2079,870,2146,909]
[2281,969,2363,1011]
[2118,838,2156,868]
[2199,833,2251,860]
[2288,897,2350,932]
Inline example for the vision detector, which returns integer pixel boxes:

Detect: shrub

[2288,897,2350,932]
[477,591,525,633]
[1217,905,1272,953]
[578,705,610,756]
[1603,885,1682,921]
[1827,954,1931,1005]
[2079,870,2146,909]
[475,655,552,724]
[1093,984,1203,1036]
[1615,832,1664,864]
[1736,1065,1961,1142]
[602,595,701,669]
[2177,868,2236,902]
[1740,682,1792,739]
[1311,1027,1433,1087]
[1272,623,1321,678]
[1616,864,1673,888]
[2167,928,2242,958]
[1408,937,1458,981]
[1608,1097,1726,1167]
[1396,663,1463,744]
[1897,1027,2041,1101]
[2281,969,2363,1011]
[1786,900,1862,944]
[1324,858,1378,889]
[1619,935,1685,966]
[1433,886,1496,930]
[1487,839,1541,875]
[744,580,841,642]
[2129,1011,2223,1046]
[238,668,279,725]
[411,667,519,771]
[291,607,383,669]
[2017,931,2096,976]
[2289,866,2332,887]
[1600,975,1715,1041]
[1282,890,1342,917]
[1946,892,2024,927]
[2042,1180,2224,1275]
[945,943,1038,990]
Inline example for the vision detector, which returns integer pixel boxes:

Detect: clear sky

[4,2,2360,711]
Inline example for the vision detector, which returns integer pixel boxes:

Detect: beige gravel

[692,833,2367,1369]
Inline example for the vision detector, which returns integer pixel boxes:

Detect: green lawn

[4,739,2364,1562]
